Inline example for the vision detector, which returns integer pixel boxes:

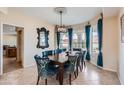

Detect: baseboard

[90,61,117,72]
[23,63,36,68]
[103,68,117,72]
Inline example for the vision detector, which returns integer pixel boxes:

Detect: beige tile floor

[0,62,120,85]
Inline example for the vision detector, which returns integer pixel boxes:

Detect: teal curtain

[68,28,73,51]
[57,32,60,49]
[85,25,91,61]
[97,18,103,67]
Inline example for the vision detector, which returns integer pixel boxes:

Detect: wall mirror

[37,27,49,49]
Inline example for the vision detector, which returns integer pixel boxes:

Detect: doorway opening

[3,24,24,73]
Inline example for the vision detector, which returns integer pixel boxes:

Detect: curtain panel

[97,18,103,67]
[85,25,91,61]
[57,31,60,49]
[68,28,73,51]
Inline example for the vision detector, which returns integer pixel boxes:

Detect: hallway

[3,57,22,73]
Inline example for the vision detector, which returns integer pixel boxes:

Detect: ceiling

[8,7,121,25]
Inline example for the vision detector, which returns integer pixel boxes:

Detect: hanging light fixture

[54,7,67,32]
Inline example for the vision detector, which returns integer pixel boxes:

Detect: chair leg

[84,61,86,67]
[79,64,82,71]
[69,74,71,85]
[80,62,83,72]
[74,71,77,78]
[45,79,47,85]
[37,76,40,85]
[76,65,79,76]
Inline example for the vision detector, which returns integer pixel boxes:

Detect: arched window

[73,30,86,49]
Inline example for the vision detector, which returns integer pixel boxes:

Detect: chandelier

[54,7,67,32]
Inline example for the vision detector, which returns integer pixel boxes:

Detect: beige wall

[0,8,8,14]
[118,8,124,84]
[3,34,17,46]
[0,9,55,69]
[103,16,118,72]
[90,16,119,72]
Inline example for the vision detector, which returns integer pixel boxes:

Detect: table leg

[59,65,64,85]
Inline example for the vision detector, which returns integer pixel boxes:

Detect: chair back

[54,49,62,54]
[59,49,62,53]
[68,55,78,72]
[73,48,81,51]
[34,55,50,77]
[42,50,53,57]
[46,50,53,56]
[54,49,59,54]
[62,48,67,52]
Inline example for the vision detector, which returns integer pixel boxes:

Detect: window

[91,25,98,53]
[82,32,86,48]
[73,33,78,48]
[60,32,69,48]
[73,30,86,49]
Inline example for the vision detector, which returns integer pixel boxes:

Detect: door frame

[0,22,24,75]
[0,22,3,75]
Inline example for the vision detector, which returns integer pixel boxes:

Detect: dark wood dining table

[48,53,69,85]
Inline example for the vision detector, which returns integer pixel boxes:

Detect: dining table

[48,53,68,85]
[48,51,81,85]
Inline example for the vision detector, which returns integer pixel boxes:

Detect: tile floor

[0,62,120,85]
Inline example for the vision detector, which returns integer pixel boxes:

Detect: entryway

[2,24,24,73]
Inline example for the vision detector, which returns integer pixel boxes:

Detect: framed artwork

[121,15,124,43]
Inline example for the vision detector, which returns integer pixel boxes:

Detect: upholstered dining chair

[54,49,63,54]
[75,52,82,76]
[42,50,53,57]
[34,55,58,85]
[73,48,81,51]
[76,51,86,72]
[54,49,59,54]
[63,48,67,52]
[64,55,78,85]
[81,51,86,70]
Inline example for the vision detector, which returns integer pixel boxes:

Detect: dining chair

[75,51,86,72]
[42,51,49,58]
[43,50,53,57]
[54,49,59,54]
[59,49,62,53]
[62,48,67,52]
[81,51,86,70]
[34,55,58,85]
[73,48,81,51]
[64,55,78,85]
[75,52,82,76]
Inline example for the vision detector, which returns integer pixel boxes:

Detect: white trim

[0,22,3,75]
